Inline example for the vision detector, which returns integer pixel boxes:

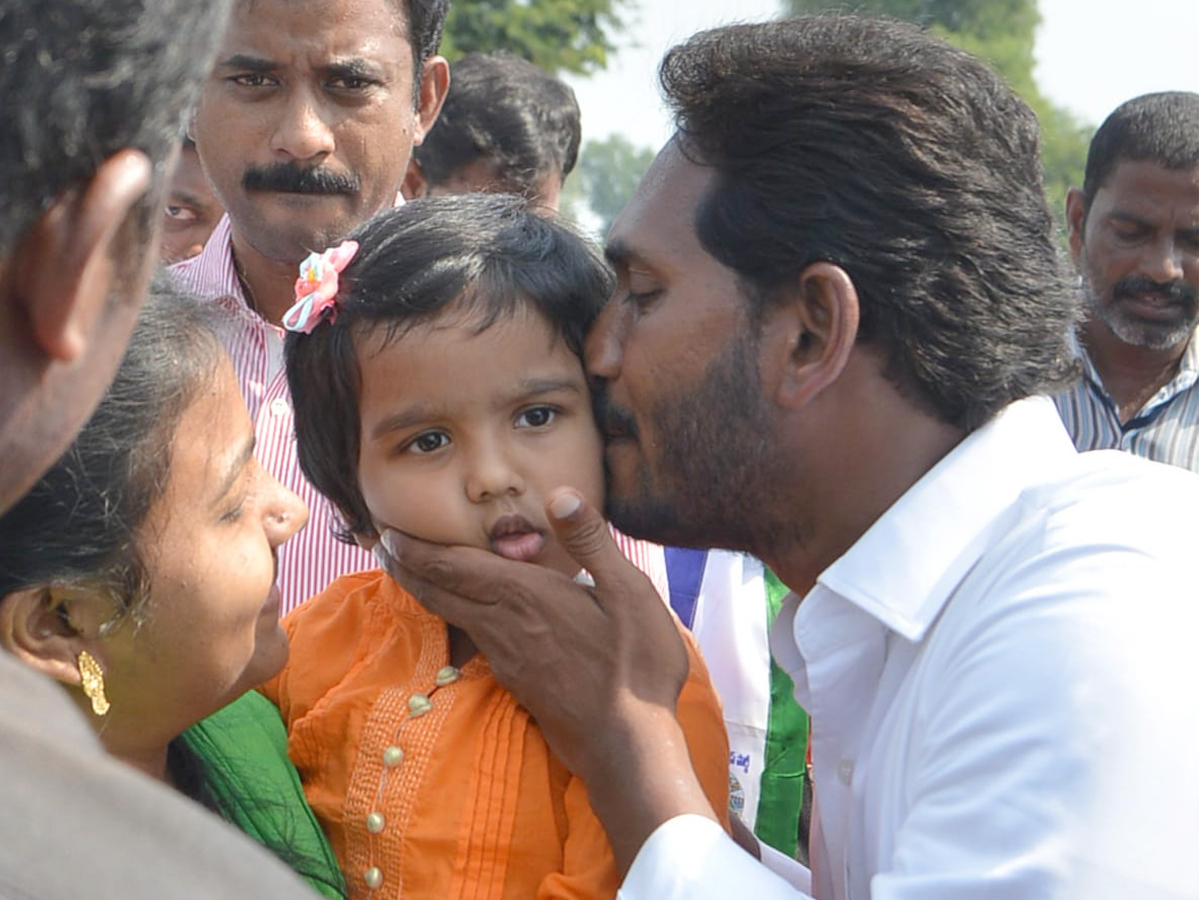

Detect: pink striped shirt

[171,215,668,614]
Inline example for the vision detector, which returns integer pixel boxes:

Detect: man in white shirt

[375,15,1199,900]
[1054,91,1198,472]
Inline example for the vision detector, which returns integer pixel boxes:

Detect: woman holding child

[0,280,346,899]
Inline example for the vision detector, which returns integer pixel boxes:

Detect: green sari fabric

[182,691,346,899]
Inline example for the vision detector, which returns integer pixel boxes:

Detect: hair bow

[282,240,360,333]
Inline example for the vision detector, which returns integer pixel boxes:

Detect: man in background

[1,2,316,895]
[1056,91,1198,471]
[403,51,581,214]
[160,138,225,264]
[176,0,451,613]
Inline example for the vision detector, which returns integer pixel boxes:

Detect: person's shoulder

[284,569,391,628]
[1021,448,1195,544]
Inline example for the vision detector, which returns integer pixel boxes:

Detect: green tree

[561,134,656,239]
[441,0,632,74]
[782,0,1091,225]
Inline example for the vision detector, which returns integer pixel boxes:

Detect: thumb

[545,488,629,585]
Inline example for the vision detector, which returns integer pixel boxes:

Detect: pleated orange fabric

[262,570,731,900]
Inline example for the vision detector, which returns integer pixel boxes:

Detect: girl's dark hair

[0,273,224,623]
[285,192,612,541]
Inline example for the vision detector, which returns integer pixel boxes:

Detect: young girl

[268,194,731,899]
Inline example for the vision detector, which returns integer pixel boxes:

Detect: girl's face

[93,357,308,765]
[355,304,605,578]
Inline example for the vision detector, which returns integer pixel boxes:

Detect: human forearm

[581,702,721,875]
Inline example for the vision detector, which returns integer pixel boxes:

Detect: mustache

[242,164,360,195]
[1112,275,1197,307]
[592,389,639,440]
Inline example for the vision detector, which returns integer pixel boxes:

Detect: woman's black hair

[0,273,223,622]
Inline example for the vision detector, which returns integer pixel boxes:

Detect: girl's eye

[408,431,449,454]
[517,406,556,428]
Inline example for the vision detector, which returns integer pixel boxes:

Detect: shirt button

[435,665,461,686]
[366,812,386,834]
[383,745,404,767]
[269,397,289,416]
[363,867,383,889]
[838,757,855,785]
[408,693,432,718]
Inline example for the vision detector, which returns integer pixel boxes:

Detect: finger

[374,532,505,629]
[545,488,641,591]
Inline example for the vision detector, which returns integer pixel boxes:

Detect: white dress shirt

[621,397,1198,900]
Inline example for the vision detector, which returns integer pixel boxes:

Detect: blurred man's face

[1070,159,1199,351]
[161,145,224,264]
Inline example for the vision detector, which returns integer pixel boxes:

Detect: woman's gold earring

[77,650,110,716]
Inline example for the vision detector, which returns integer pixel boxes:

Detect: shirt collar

[814,396,1078,642]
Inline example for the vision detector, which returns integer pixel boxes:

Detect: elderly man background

[1056,91,1198,472]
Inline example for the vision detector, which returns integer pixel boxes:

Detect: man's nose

[270,87,336,162]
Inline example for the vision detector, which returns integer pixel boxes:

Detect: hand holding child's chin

[371,490,690,783]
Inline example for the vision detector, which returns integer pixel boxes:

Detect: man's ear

[14,149,152,363]
[1065,187,1088,268]
[765,261,860,409]
[412,55,451,147]
[0,586,102,687]
[401,158,429,201]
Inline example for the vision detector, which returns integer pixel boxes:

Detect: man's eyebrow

[1108,209,1152,225]
[211,436,256,506]
[168,189,210,210]
[323,58,388,80]
[217,54,276,73]
[604,238,632,268]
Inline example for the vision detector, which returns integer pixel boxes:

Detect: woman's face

[93,356,307,763]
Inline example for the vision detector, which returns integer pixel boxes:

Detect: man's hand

[374,487,720,871]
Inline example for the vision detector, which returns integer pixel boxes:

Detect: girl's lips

[490,530,546,562]
[489,514,546,562]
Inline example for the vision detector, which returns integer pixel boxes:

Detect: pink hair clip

[282,240,360,334]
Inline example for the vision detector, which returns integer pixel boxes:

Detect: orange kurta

[261,570,730,900]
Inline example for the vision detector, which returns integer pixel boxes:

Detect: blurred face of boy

[356,304,604,579]
[160,144,224,264]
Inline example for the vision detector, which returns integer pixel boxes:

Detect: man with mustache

[174,0,451,612]
[1056,92,1198,472]
[377,17,1199,900]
